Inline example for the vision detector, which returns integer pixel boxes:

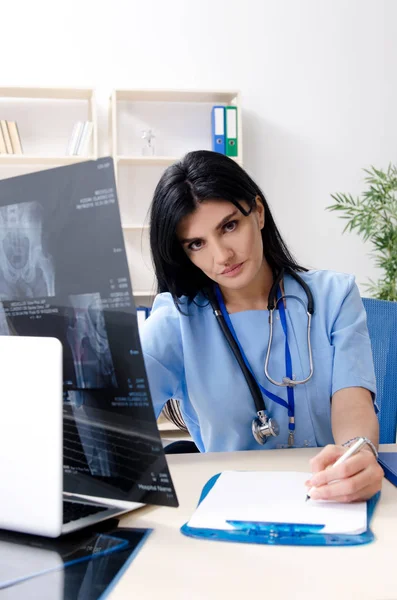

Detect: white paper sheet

[187,471,367,535]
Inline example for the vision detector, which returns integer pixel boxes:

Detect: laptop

[0,158,178,537]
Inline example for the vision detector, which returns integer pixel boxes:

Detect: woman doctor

[141,150,383,502]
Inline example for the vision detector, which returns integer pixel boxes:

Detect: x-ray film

[0,158,177,508]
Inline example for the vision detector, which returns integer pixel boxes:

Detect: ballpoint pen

[305,437,370,501]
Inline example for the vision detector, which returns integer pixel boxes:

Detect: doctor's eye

[187,239,203,251]
[223,220,238,233]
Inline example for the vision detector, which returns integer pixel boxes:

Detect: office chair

[164,440,200,454]
[362,297,397,443]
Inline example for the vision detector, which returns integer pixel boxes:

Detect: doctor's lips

[220,262,244,277]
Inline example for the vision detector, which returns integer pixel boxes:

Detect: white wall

[2,0,397,293]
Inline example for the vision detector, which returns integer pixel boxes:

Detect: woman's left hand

[306,444,384,502]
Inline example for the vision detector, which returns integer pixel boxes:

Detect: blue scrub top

[140,270,376,452]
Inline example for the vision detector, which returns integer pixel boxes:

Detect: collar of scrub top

[214,283,295,439]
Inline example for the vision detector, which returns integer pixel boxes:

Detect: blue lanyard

[214,285,295,432]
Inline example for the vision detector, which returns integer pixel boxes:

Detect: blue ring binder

[181,474,380,546]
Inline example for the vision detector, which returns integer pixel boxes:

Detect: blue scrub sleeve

[140,294,185,418]
[331,277,377,401]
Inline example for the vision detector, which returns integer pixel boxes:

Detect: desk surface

[111,445,397,600]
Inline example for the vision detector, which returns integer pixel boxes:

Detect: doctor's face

[177,198,265,290]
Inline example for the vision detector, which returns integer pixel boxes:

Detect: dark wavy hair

[150,149,305,307]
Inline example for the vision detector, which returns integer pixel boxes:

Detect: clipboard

[181,473,380,546]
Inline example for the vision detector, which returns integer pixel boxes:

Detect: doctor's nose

[211,241,234,265]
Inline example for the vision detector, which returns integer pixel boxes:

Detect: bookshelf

[0,87,98,174]
[109,88,242,300]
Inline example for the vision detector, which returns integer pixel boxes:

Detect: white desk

[111,445,397,600]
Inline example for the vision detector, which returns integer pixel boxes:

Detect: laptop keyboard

[63,500,107,524]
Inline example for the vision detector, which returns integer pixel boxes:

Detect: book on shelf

[0,121,13,154]
[7,121,23,154]
[76,121,93,156]
[0,120,23,155]
[66,121,93,156]
[0,124,6,154]
[66,121,83,156]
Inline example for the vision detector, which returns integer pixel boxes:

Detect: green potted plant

[327,164,397,301]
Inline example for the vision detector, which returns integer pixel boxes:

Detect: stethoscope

[208,267,315,446]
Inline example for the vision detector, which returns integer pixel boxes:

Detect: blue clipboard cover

[181,473,380,547]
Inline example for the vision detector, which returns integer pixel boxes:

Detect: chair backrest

[362,297,397,443]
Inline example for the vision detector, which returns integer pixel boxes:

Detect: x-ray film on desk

[0,157,178,508]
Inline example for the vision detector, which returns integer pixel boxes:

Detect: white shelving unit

[0,154,94,166]
[0,87,98,175]
[109,88,242,300]
[118,156,178,166]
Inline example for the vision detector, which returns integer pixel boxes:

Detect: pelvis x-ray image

[67,293,118,389]
[0,201,55,300]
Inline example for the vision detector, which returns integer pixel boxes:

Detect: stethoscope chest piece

[252,411,280,445]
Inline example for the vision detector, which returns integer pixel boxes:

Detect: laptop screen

[0,158,178,507]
